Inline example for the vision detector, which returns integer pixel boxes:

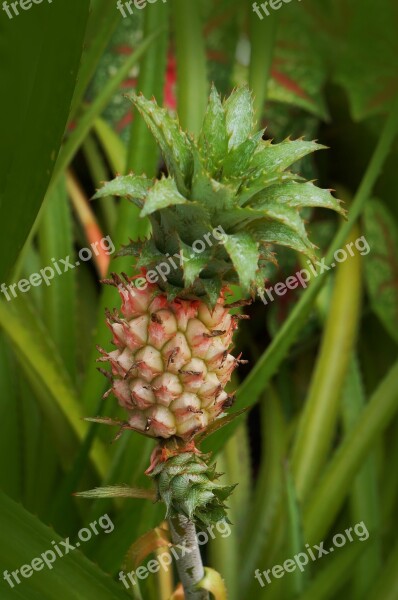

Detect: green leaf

[296,542,366,600]
[222,132,263,179]
[130,94,193,196]
[198,84,228,174]
[0,336,21,500]
[224,233,259,292]
[224,86,254,149]
[259,202,307,238]
[141,177,188,217]
[179,241,210,287]
[304,358,398,545]
[69,0,122,119]
[238,170,302,206]
[94,174,152,208]
[285,467,307,596]
[250,139,326,173]
[52,30,160,190]
[363,199,398,343]
[240,392,286,594]
[250,222,314,259]
[0,490,130,600]
[291,226,363,501]
[135,239,166,269]
[268,4,329,119]
[366,539,398,600]
[0,297,109,478]
[38,177,77,380]
[126,1,170,172]
[0,0,90,283]
[341,357,382,596]
[94,117,127,175]
[75,486,156,500]
[334,0,398,119]
[192,161,236,214]
[251,181,345,215]
[201,279,223,306]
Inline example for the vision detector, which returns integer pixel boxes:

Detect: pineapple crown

[95,85,345,305]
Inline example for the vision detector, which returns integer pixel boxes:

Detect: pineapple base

[148,450,236,528]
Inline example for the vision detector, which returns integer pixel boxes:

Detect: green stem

[364,539,398,600]
[172,0,208,135]
[240,389,286,593]
[209,426,250,600]
[291,225,363,501]
[341,356,382,598]
[82,134,117,234]
[126,1,169,172]
[249,7,278,124]
[304,358,398,545]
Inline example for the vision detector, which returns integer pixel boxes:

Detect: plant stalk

[172,0,208,135]
[169,515,209,600]
[249,7,278,124]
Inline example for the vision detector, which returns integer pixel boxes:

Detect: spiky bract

[149,452,236,527]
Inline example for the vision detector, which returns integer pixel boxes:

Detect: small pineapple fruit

[96,85,344,444]
[99,282,239,439]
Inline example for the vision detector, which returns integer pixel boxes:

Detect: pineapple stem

[168,515,209,600]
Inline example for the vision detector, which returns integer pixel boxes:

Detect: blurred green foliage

[0,0,397,599]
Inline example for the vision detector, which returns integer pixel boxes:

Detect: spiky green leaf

[200,279,224,306]
[114,240,144,258]
[179,240,210,287]
[251,181,345,215]
[251,222,315,259]
[75,486,156,500]
[224,233,259,292]
[198,84,228,175]
[222,131,263,179]
[250,139,326,173]
[136,238,167,269]
[192,148,236,212]
[130,93,193,195]
[141,177,188,217]
[93,174,152,208]
[259,202,307,238]
[224,86,254,149]
[238,171,303,205]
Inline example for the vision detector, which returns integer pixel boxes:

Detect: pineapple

[94,85,344,524]
[99,280,239,440]
[96,85,344,443]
